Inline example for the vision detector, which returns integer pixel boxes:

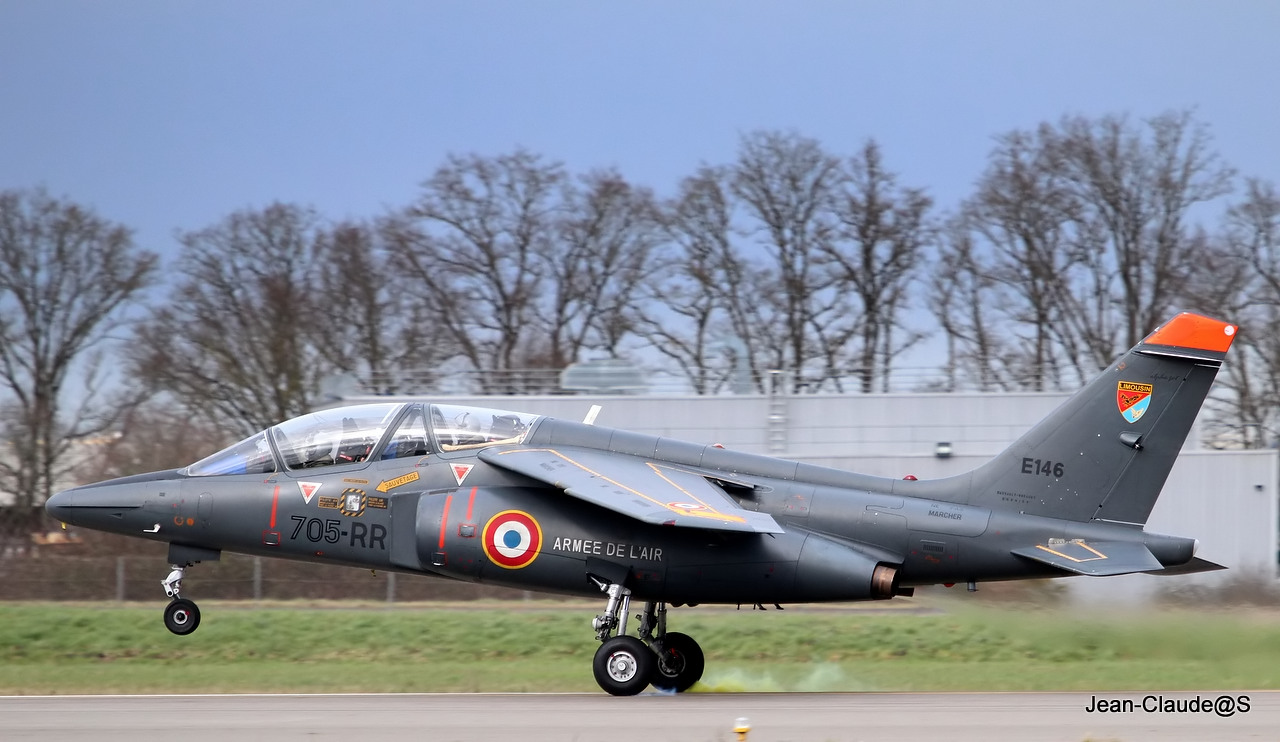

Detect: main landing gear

[161,564,201,635]
[590,582,705,696]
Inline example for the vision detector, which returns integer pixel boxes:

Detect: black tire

[592,636,654,696]
[650,631,705,693]
[163,598,201,636]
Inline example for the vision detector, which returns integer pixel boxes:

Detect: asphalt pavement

[2,691,1276,741]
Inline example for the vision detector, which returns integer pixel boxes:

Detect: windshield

[183,401,540,476]
[187,431,276,477]
[271,403,403,470]
[430,404,538,451]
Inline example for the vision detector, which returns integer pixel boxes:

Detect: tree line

[2,108,1278,534]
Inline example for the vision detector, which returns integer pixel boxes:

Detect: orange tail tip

[1144,312,1237,353]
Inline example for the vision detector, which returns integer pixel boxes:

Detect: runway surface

[2,691,1277,741]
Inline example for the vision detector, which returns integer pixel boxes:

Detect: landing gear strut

[161,564,201,635]
[590,581,704,696]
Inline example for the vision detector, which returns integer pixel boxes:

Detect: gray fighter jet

[46,312,1235,695]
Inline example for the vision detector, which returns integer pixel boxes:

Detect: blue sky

[3,1,1278,266]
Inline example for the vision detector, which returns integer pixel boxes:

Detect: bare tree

[313,221,453,394]
[386,152,664,392]
[131,203,333,435]
[963,126,1081,389]
[548,170,662,364]
[1194,179,1280,447]
[385,150,564,392]
[952,110,1236,390]
[826,141,933,392]
[927,217,1015,391]
[635,167,744,394]
[731,130,847,391]
[643,135,929,395]
[0,188,157,537]
[1053,110,1235,353]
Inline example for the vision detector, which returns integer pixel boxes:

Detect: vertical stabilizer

[960,312,1236,525]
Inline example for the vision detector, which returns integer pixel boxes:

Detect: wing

[478,446,784,534]
[1010,540,1165,576]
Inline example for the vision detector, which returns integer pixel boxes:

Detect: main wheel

[650,631,705,693]
[593,636,654,696]
[163,598,201,635]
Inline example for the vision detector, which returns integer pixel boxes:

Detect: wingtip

[1143,312,1237,353]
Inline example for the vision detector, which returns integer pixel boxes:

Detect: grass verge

[2,600,1278,694]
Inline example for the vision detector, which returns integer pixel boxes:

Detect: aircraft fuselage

[51,424,1196,606]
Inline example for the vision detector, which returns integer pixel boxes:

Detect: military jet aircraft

[47,312,1235,695]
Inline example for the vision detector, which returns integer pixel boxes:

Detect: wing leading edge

[478,446,784,534]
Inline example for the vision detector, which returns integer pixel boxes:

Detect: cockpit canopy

[185,403,541,477]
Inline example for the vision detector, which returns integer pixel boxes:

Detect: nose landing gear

[161,564,201,635]
[158,545,218,636]
[590,581,705,696]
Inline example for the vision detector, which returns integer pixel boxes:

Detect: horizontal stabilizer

[479,446,784,534]
[1011,540,1164,576]
[1149,556,1228,576]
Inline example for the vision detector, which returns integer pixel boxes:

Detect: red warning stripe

[1145,312,1237,353]
[269,485,280,529]
[466,486,477,521]
[438,493,453,550]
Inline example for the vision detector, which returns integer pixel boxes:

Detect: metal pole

[116,556,125,602]
[386,571,396,604]
[253,557,262,601]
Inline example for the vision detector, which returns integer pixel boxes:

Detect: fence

[1,543,538,603]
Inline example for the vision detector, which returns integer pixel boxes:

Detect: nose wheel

[160,563,202,636]
[163,598,201,635]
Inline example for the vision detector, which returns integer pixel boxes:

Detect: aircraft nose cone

[45,489,77,525]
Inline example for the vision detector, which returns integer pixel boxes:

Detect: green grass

[2,600,1279,694]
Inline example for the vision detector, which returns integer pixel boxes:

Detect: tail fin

[961,312,1236,525]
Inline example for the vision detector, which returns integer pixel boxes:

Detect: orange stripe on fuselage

[1144,312,1237,352]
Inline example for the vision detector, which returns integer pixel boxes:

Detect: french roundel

[481,510,543,569]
